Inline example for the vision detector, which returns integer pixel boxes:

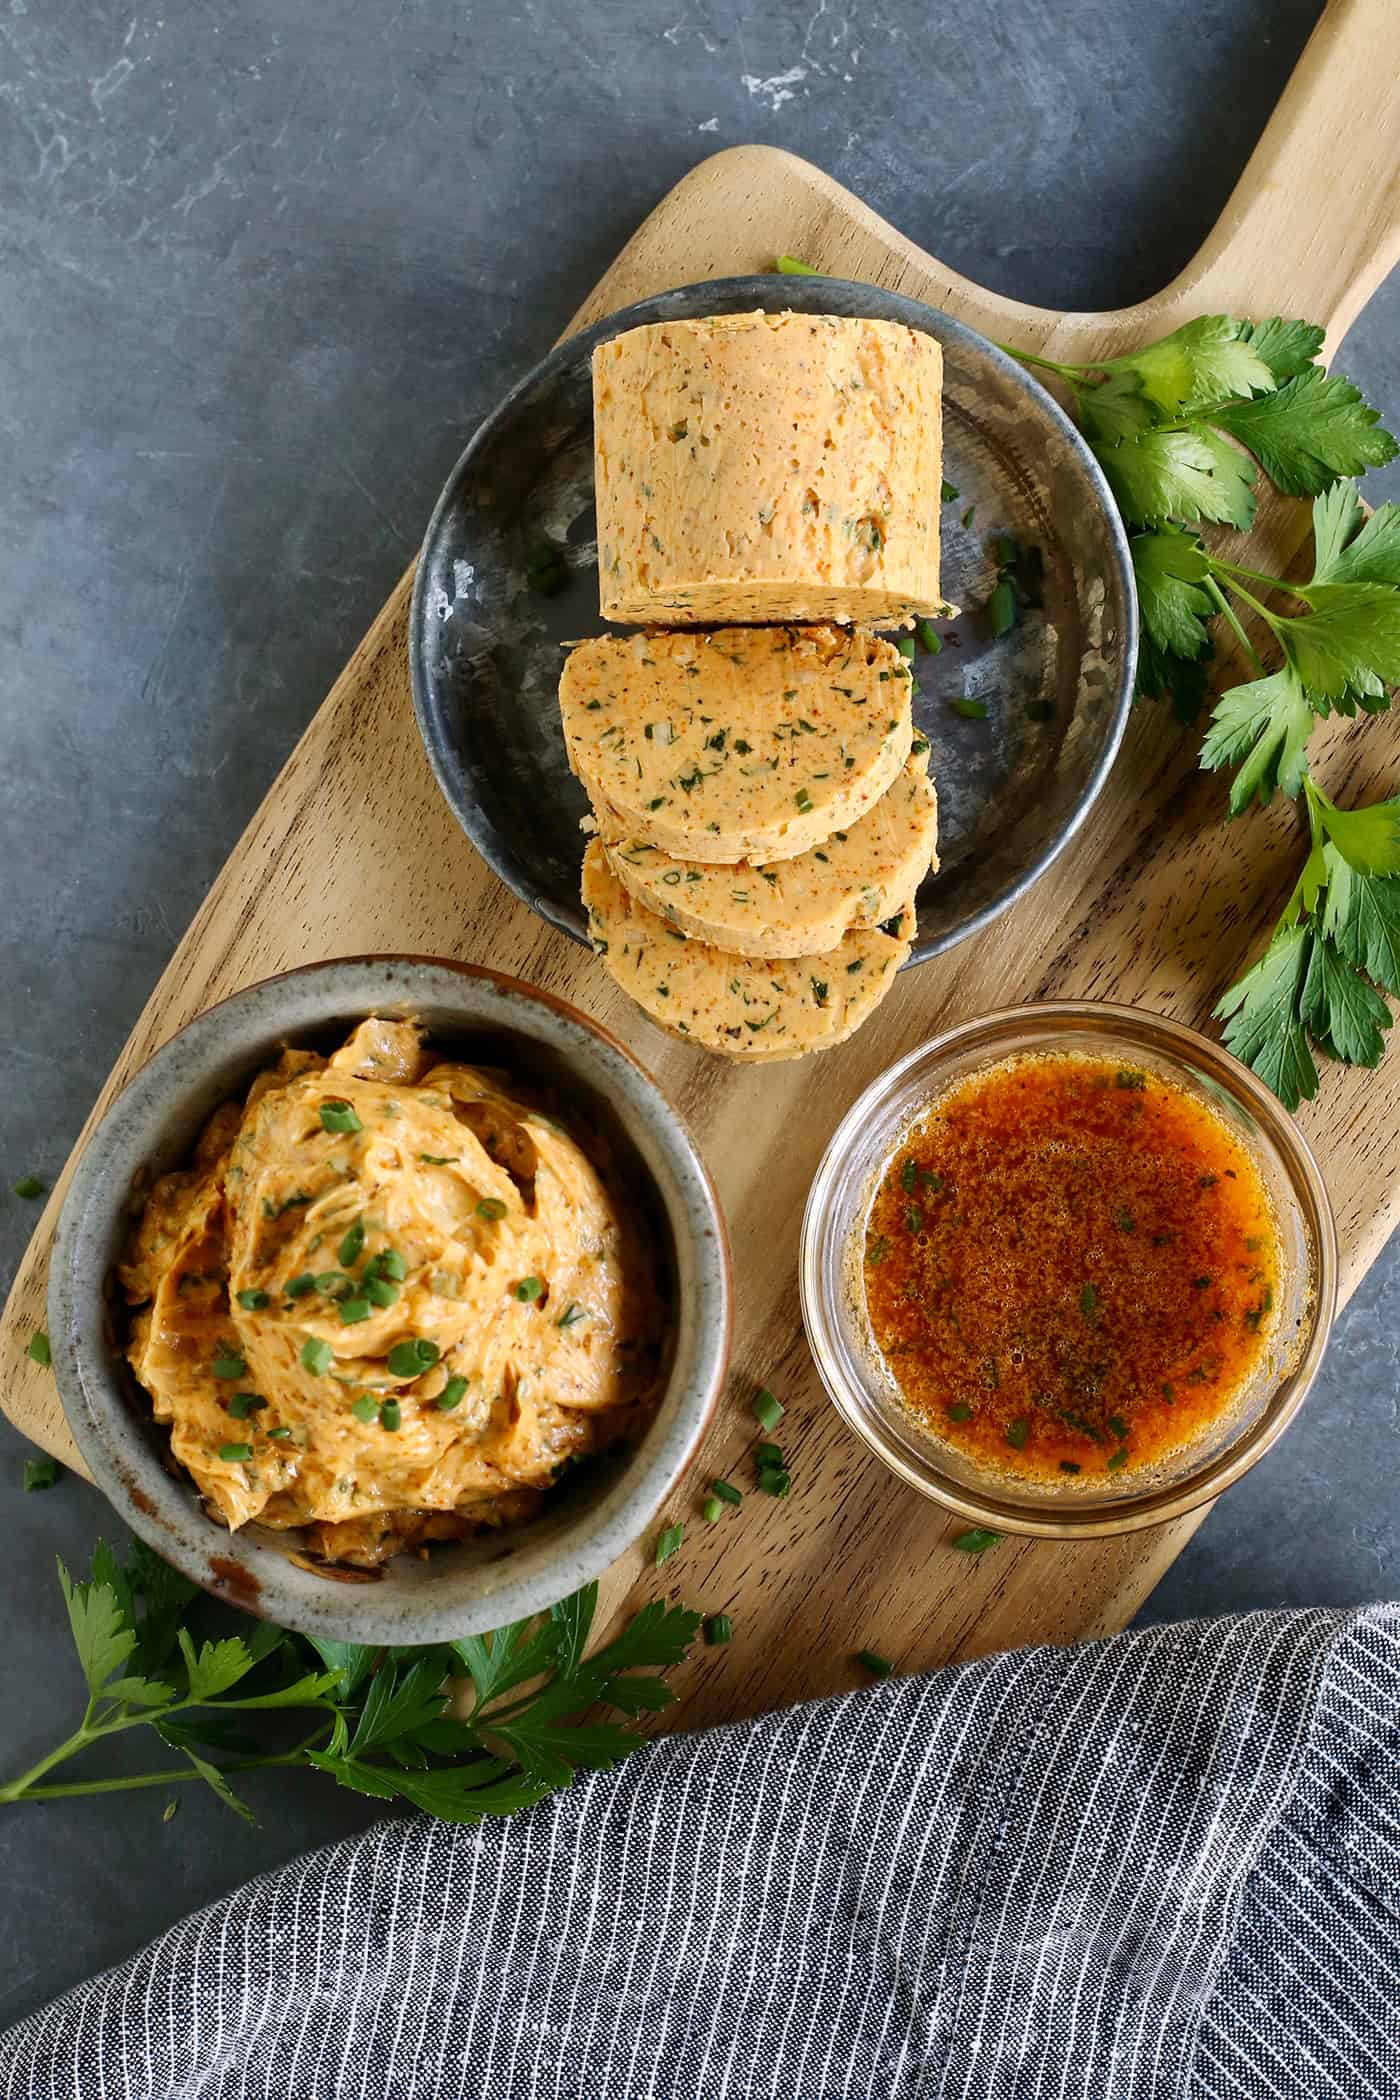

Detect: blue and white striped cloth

[2,1605,1397,2098]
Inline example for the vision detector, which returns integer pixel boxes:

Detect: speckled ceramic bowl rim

[800,999,1339,1538]
[50,956,732,1643]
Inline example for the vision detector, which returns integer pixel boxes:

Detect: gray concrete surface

[1,0,1397,2028]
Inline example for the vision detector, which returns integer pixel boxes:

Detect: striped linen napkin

[1,1604,1396,2098]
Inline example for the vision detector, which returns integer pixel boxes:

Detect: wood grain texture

[4,0,1399,1725]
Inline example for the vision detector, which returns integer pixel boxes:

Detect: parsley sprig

[1214,776,1400,1107]
[1007,313,1400,1104]
[0,1539,699,1822]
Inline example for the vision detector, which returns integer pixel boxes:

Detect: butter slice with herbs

[582,842,910,1061]
[599,745,938,958]
[593,310,943,625]
[561,625,913,865]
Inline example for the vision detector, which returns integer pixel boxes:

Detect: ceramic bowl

[49,958,731,1643]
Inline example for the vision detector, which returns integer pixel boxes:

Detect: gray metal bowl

[49,958,732,1644]
[410,276,1137,965]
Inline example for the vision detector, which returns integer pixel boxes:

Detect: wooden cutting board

[4,0,1399,1729]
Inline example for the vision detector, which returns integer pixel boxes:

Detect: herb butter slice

[582,842,910,1061]
[561,625,913,865]
[598,745,938,959]
[593,309,943,625]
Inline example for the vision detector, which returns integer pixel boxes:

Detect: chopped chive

[1107,1415,1129,1441]
[710,1479,742,1505]
[987,579,1016,637]
[1059,1460,1081,1474]
[947,1402,973,1422]
[1114,1068,1147,1090]
[438,1376,469,1413]
[236,1288,270,1310]
[266,1426,293,1441]
[795,788,813,813]
[655,1522,684,1565]
[338,1295,372,1325]
[380,1399,402,1432]
[217,1442,254,1464]
[951,1527,1002,1554]
[351,1393,380,1424]
[949,695,989,720]
[300,1338,334,1376]
[515,1276,544,1302]
[211,1352,247,1381]
[319,1100,363,1135]
[227,1393,266,1418]
[365,1275,400,1308]
[476,1198,508,1222]
[285,1273,317,1299]
[757,1467,791,1498]
[337,1221,365,1268]
[755,1442,784,1466]
[896,636,916,663]
[961,504,976,527]
[1005,1416,1030,1451]
[856,1649,893,1678]
[555,1303,587,1329]
[1113,1209,1135,1234]
[23,1457,60,1492]
[1106,1447,1129,1471]
[752,1388,784,1432]
[901,1158,918,1194]
[1080,1283,1100,1324]
[418,1153,458,1166]
[704,1613,734,1645]
[313,1271,352,1297]
[386,1338,439,1380]
[12,1176,44,1199]
[916,618,943,654]
[702,1495,724,1522]
[941,480,959,503]
[26,1332,51,1367]
[371,1248,408,1282]
[775,254,821,275]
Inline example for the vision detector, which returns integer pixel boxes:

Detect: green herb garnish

[855,1649,893,1678]
[710,1479,742,1506]
[211,1352,247,1381]
[12,1176,44,1200]
[217,1443,254,1464]
[351,1393,380,1423]
[752,1388,784,1432]
[26,1332,51,1368]
[704,1614,734,1645]
[0,1543,699,1824]
[380,1400,402,1433]
[337,1221,365,1268]
[300,1339,334,1377]
[227,1393,265,1418]
[514,1277,544,1302]
[951,1528,1002,1554]
[654,1522,684,1565]
[319,1101,363,1135]
[236,1288,271,1310]
[438,1377,469,1413]
[23,1458,60,1492]
[386,1338,439,1380]
[476,1198,508,1222]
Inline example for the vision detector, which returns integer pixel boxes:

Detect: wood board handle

[1128,0,1400,352]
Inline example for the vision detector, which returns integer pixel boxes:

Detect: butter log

[592,310,944,626]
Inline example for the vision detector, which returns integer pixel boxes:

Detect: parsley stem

[1207,555,1303,598]
[999,343,1090,385]
[1202,575,1265,676]
[1,1739,322,1804]
[1213,574,1280,633]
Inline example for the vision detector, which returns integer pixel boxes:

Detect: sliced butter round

[561,625,912,865]
[593,310,944,626]
[581,841,910,1061]
[599,745,938,959]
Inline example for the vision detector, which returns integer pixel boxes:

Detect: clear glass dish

[799,1002,1337,1538]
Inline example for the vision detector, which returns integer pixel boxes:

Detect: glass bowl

[799,1002,1337,1538]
